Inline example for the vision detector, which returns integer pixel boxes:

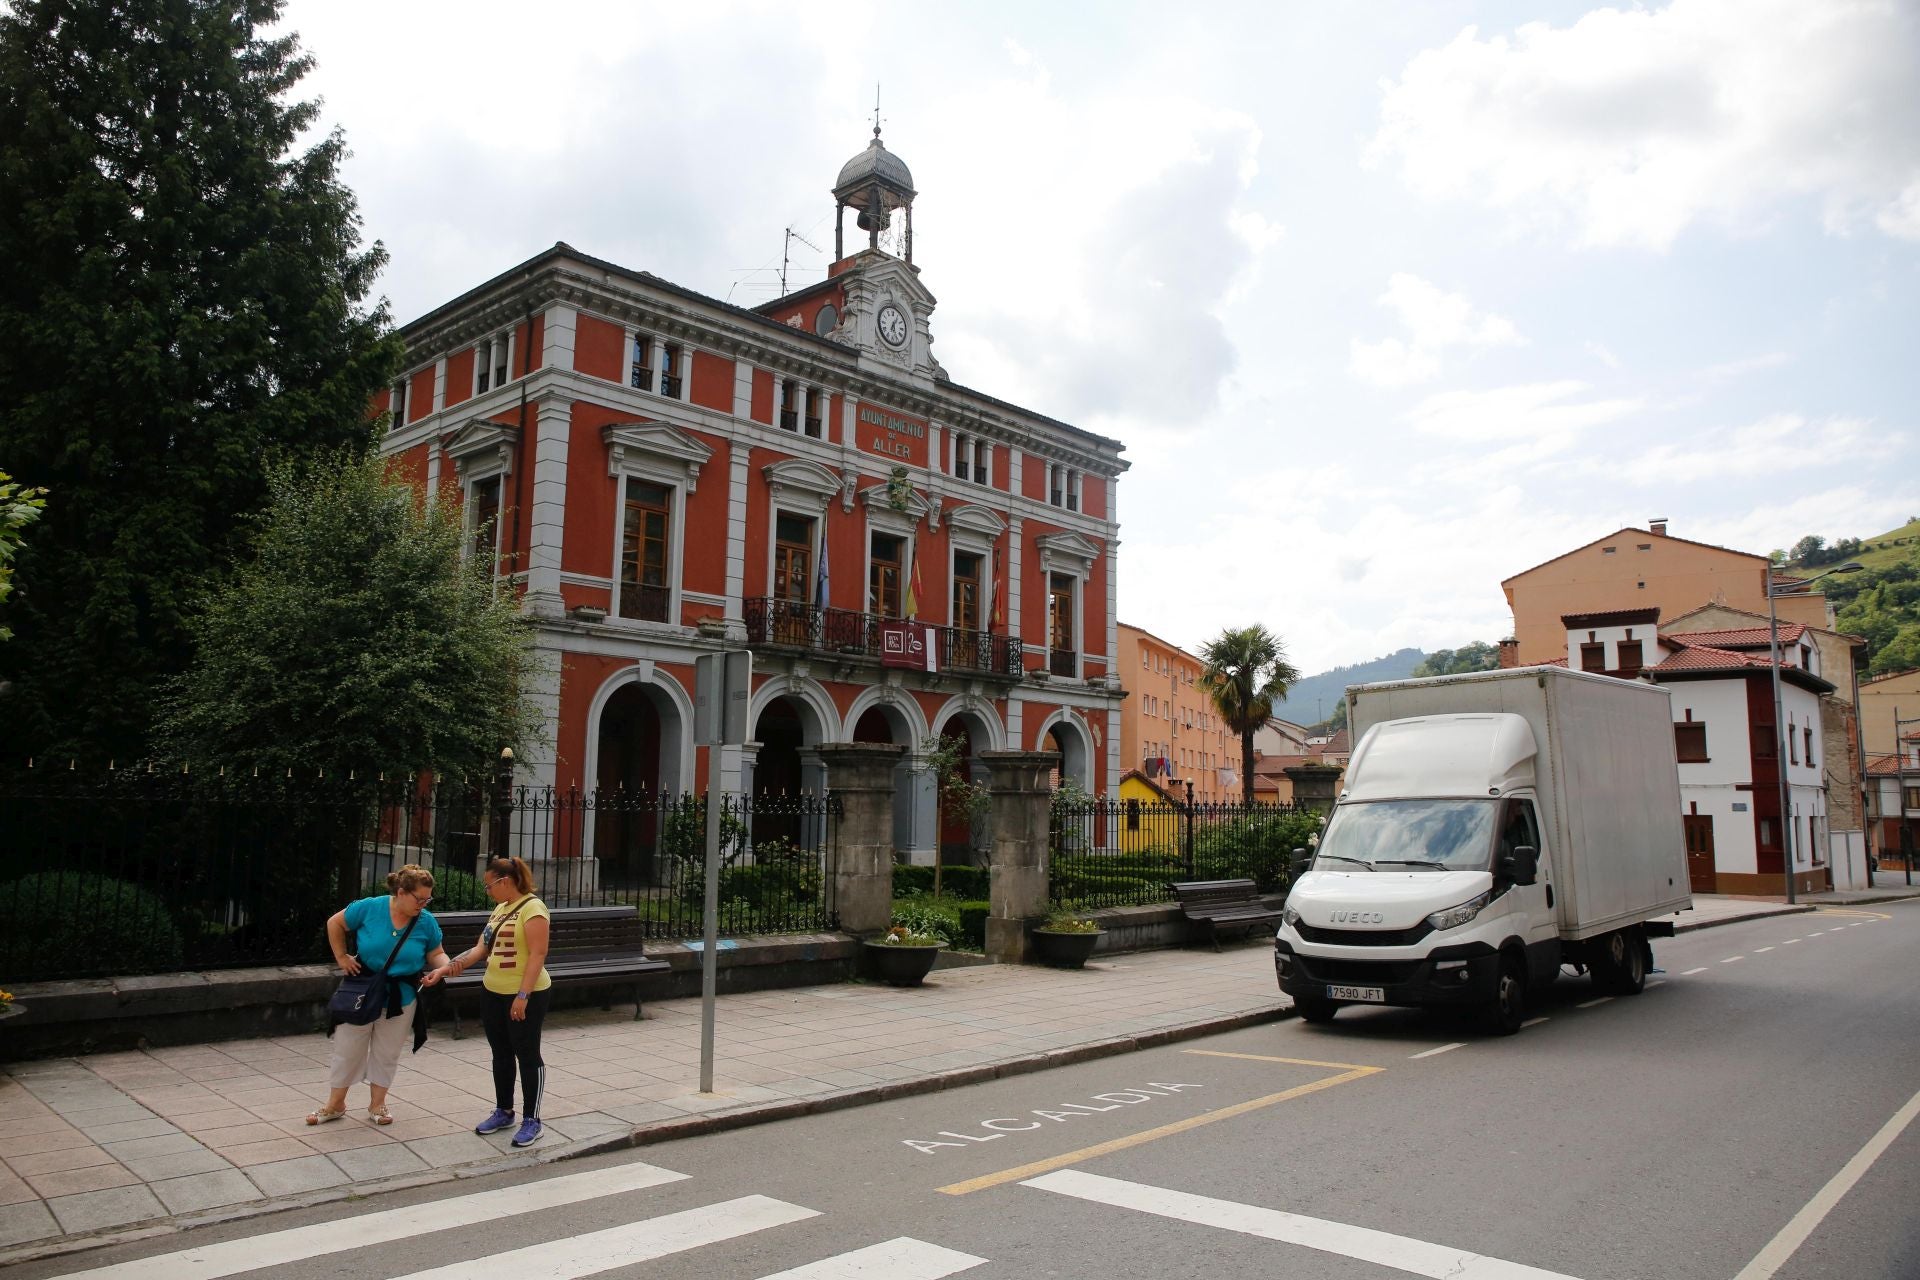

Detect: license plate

[1328,985,1385,1003]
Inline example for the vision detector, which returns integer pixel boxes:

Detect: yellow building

[1502,520,1830,666]
[1117,623,1241,803]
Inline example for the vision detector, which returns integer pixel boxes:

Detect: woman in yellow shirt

[441,856,551,1147]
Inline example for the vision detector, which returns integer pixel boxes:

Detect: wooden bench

[428,904,671,1037]
[1171,879,1284,951]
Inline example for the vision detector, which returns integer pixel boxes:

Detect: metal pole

[699,743,724,1094]
[1768,584,1796,904]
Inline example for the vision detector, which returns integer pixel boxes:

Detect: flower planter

[864,940,944,987]
[1030,928,1105,969]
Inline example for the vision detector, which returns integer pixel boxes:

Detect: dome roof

[835,132,914,195]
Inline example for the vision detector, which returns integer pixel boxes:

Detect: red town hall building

[378,130,1127,874]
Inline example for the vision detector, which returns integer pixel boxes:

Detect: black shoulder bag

[329,911,421,1026]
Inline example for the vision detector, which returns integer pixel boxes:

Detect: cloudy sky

[280,0,1920,675]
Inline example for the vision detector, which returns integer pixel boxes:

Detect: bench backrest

[436,905,647,959]
[1171,879,1263,908]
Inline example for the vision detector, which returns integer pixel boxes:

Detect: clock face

[877,303,909,348]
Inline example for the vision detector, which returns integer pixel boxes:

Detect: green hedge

[0,872,184,980]
[890,894,991,949]
[893,863,988,899]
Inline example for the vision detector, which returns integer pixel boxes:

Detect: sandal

[305,1106,347,1125]
[368,1106,394,1126]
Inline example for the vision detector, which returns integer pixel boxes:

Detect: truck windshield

[1313,800,1497,873]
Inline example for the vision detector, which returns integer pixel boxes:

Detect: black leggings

[479,989,551,1118]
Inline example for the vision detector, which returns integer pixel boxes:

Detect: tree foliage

[159,449,543,778]
[1830,552,1920,677]
[0,471,48,642]
[1199,624,1301,806]
[1410,641,1501,678]
[0,0,400,762]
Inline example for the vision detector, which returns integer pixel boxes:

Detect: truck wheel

[1295,997,1338,1024]
[1593,928,1646,995]
[1481,956,1526,1036]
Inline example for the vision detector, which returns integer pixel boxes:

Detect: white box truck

[1274,665,1691,1034]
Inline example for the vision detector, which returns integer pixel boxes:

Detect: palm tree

[1199,624,1301,806]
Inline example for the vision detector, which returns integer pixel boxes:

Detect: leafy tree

[0,471,47,642]
[1832,549,1920,675]
[159,449,543,778]
[1199,625,1301,806]
[0,0,401,763]
[1410,641,1500,678]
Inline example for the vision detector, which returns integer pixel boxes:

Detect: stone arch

[581,663,695,887]
[1034,708,1096,793]
[843,687,935,862]
[929,694,1006,751]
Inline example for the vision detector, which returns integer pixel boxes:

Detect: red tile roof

[1561,607,1662,627]
[1866,753,1911,776]
[1676,624,1808,649]
[1652,642,1774,673]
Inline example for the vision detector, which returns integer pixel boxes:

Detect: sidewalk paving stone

[243,1154,349,1198]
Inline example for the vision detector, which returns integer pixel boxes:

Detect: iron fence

[0,767,839,982]
[1048,794,1323,909]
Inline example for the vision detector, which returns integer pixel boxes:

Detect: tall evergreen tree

[0,0,400,762]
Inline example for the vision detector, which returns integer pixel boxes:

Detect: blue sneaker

[511,1118,543,1148]
[475,1108,515,1135]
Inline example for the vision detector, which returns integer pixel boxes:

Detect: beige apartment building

[1860,667,1920,756]
[1117,623,1240,804]
[1502,520,1830,666]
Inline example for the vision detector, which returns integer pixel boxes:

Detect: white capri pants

[327,1000,418,1089]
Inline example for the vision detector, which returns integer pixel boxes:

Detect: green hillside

[1284,647,1426,727]
[1783,518,1920,575]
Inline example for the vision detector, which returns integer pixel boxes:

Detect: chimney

[1648,518,1668,536]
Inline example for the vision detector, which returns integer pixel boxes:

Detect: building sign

[879,620,937,672]
[857,403,928,467]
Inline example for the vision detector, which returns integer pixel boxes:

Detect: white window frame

[441,418,519,578]
[761,459,841,607]
[626,327,653,392]
[474,330,516,397]
[464,469,507,574]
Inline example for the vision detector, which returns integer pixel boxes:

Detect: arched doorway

[1044,716,1094,794]
[592,679,686,888]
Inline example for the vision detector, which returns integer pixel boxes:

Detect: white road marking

[1722,956,1745,963]
[1646,979,1666,989]
[1782,939,1800,945]
[1735,1086,1920,1280]
[1409,1043,1465,1059]
[1577,997,1613,1009]
[1682,966,1709,975]
[391,1196,818,1280]
[1755,947,1775,953]
[754,1237,987,1279]
[1521,1017,1550,1028]
[51,1162,689,1280]
[1024,1169,1584,1279]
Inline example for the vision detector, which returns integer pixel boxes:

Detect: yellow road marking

[1814,907,1892,921]
[936,1055,1383,1196]
[1180,1050,1380,1071]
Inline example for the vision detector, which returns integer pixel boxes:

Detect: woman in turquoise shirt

[306,864,451,1126]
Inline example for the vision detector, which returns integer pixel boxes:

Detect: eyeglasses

[407,892,432,906]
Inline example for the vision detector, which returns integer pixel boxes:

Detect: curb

[0,1002,1293,1267]
[1668,904,1816,933]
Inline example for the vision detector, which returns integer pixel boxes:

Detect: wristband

[513,992,530,1001]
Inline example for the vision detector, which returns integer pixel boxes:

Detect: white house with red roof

[1559,608,1834,896]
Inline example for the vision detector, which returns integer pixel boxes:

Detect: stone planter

[1030,929,1104,970]
[863,940,944,987]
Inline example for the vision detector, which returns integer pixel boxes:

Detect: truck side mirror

[1499,844,1539,886]
[1290,848,1312,879]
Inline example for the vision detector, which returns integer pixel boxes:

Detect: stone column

[819,742,906,936]
[523,395,571,619]
[1282,763,1344,815]
[983,750,1059,964]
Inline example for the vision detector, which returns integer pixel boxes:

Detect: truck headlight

[1282,903,1301,928]
[1426,890,1493,932]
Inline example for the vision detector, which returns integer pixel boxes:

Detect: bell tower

[832,123,916,263]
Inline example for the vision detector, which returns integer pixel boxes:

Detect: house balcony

[741,597,1023,679]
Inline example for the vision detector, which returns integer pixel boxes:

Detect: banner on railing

[879,620,937,671]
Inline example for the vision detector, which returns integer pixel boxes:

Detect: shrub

[890,897,965,947]
[430,867,491,911]
[0,872,184,980]
[957,900,991,948]
[892,863,988,899]
[716,862,822,911]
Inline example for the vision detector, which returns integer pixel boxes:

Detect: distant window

[1675,722,1708,763]
[1617,641,1643,674]
[1789,730,1799,765]
[1637,543,1651,550]
[390,378,408,430]
[630,333,652,391]
[1602,546,1617,554]
[1799,645,1812,670]
[1804,727,1815,765]
[659,343,683,399]
[1758,817,1776,849]
[1580,643,1606,673]
[1905,786,1920,810]
[476,332,513,395]
[1756,727,1775,759]
[814,303,838,336]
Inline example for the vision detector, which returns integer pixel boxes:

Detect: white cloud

[1349,274,1521,387]
[1612,413,1887,484]
[1367,0,1920,249]
[1404,380,1642,445]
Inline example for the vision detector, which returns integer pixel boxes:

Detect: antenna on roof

[780,226,822,296]
[873,82,883,136]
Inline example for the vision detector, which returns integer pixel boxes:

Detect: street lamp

[1768,560,1863,903]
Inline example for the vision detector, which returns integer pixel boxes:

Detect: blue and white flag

[814,529,830,608]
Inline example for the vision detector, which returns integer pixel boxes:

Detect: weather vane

[872,83,883,137]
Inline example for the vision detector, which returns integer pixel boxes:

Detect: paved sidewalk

[0,893,1895,1261]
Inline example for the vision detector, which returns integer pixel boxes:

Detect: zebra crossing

[42,1155,1583,1280]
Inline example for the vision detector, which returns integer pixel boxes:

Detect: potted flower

[864,925,945,987]
[1030,910,1105,969]
[0,989,21,1023]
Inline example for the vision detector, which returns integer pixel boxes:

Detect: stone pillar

[983,750,1059,964]
[898,750,939,867]
[819,742,906,936]
[1282,763,1344,815]
[524,395,571,619]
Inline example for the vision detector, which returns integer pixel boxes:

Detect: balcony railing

[618,583,671,623]
[660,373,683,399]
[742,598,1022,677]
[1049,647,1077,677]
[630,366,652,392]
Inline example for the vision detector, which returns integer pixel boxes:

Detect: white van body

[1273,666,1691,1032]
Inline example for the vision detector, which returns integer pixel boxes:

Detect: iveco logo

[1330,911,1385,924]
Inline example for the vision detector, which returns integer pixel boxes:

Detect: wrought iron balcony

[660,373,683,399]
[741,598,1022,678]
[1049,647,1078,678]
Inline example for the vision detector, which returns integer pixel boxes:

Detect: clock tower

[829,126,943,382]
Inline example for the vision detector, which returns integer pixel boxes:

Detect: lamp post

[1767,560,1862,903]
